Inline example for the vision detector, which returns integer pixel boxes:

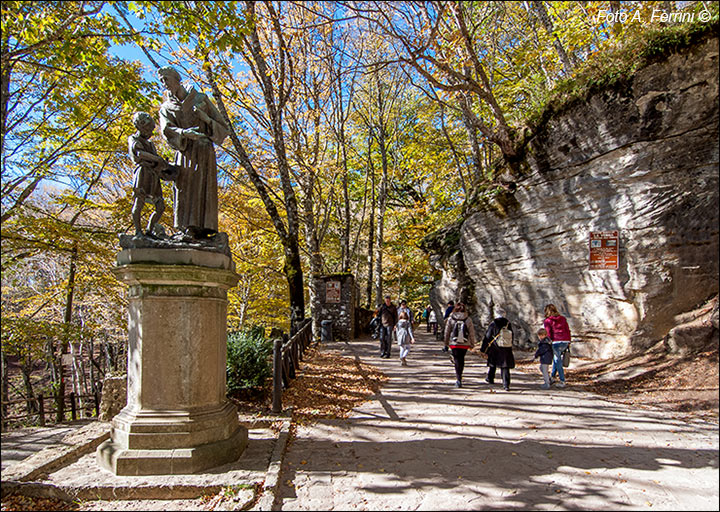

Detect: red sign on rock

[589,230,619,270]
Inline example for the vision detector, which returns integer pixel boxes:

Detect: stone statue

[157,66,229,241]
[128,112,177,238]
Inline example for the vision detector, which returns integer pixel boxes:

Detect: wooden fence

[1,391,100,429]
[272,318,313,413]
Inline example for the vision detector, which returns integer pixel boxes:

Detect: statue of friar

[157,66,229,240]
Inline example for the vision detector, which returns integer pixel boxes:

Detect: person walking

[479,307,516,391]
[543,304,571,387]
[394,311,415,366]
[533,328,553,389]
[428,308,438,336]
[443,300,455,321]
[422,305,431,332]
[443,303,476,388]
[441,300,455,352]
[375,296,398,359]
[398,300,413,328]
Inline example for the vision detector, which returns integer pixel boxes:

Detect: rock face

[428,35,719,358]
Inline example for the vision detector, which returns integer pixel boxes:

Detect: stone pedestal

[97,248,247,475]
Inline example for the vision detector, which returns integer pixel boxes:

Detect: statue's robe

[159,87,228,233]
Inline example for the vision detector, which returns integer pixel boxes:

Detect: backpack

[451,319,466,344]
[496,325,513,347]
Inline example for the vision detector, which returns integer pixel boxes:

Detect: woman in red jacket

[543,304,571,387]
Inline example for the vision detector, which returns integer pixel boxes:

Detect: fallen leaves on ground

[1,495,77,511]
[232,343,387,425]
[516,344,719,422]
[281,345,387,425]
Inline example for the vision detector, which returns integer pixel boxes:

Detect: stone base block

[96,425,247,476]
[110,403,241,450]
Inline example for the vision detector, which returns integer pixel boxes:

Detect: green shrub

[226,326,273,395]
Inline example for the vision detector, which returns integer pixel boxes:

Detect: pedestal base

[97,425,247,476]
[98,250,246,476]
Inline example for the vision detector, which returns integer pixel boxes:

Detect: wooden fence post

[38,394,45,426]
[69,392,76,421]
[272,338,282,414]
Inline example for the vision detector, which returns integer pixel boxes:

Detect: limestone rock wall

[429,36,719,358]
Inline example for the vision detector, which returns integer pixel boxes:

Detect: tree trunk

[204,53,305,335]
[374,126,388,306]
[1,347,8,427]
[532,1,574,76]
[366,135,376,308]
[302,171,324,341]
[459,98,483,184]
[285,242,305,335]
[20,356,37,416]
[57,243,77,422]
[340,137,351,273]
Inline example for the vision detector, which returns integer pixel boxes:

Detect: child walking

[394,311,415,366]
[534,328,553,389]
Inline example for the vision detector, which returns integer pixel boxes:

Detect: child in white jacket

[394,311,415,366]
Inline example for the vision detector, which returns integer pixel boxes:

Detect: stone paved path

[1,420,92,472]
[274,330,719,510]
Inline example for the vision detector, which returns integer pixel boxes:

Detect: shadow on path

[275,329,719,510]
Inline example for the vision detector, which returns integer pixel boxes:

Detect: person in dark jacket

[533,328,553,389]
[375,295,398,359]
[479,307,515,391]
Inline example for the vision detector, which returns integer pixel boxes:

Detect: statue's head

[132,112,155,136]
[158,66,182,93]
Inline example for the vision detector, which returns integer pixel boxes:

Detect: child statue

[128,112,177,238]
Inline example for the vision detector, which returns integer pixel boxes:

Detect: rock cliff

[425,34,719,358]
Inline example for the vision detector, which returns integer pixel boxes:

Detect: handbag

[562,344,571,368]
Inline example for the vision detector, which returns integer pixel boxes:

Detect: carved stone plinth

[97,248,247,475]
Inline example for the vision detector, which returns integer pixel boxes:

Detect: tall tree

[532,1,574,76]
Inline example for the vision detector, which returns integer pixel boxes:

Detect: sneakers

[400,357,408,366]
[556,381,566,387]
[540,384,551,390]
[455,380,462,388]
[484,378,494,385]
[503,386,510,391]
[442,346,449,352]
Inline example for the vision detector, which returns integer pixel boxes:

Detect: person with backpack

[479,307,516,391]
[543,303,571,387]
[443,303,476,388]
[441,300,455,352]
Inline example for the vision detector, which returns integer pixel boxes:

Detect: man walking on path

[441,300,454,352]
[375,295,397,359]
[274,327,719,511]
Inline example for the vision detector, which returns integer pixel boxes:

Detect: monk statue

[157,66,229,240]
